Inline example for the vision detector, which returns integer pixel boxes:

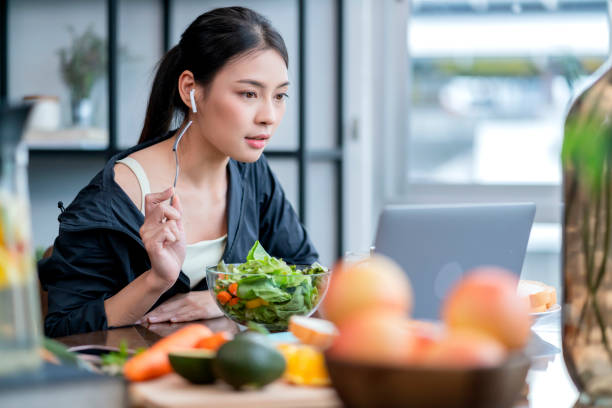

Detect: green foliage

[100,340,145,376]
[57,25,107,100]
[562,98,612,196]
[35,247,46,262]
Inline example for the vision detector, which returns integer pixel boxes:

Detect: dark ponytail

[138,7,289,144]
[139,46,183,144]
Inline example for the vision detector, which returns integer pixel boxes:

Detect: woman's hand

[140,187,186,290]
[140,291,224,324]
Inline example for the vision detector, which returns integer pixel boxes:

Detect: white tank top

[116,157,226,288]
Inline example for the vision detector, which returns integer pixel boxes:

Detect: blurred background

[1,0,610,296]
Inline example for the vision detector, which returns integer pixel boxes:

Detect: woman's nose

[255,99,276,126]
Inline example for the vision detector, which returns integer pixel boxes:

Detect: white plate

[530,303,561,323]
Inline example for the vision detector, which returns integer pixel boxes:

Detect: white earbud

[189,89,197,113]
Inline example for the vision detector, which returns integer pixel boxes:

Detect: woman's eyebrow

[236,79,290,88]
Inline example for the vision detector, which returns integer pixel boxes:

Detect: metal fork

[169,120,192,206]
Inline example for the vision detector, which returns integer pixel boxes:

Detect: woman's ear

[177,70,197,113]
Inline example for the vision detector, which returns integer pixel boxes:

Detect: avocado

[168,349,216,384]
[213,332,286,390]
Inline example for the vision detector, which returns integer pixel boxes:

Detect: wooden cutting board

[129,374,342,408]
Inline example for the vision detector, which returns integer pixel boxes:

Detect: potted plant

[57,25,107,127]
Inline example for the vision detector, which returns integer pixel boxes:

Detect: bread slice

[517,280,557,313]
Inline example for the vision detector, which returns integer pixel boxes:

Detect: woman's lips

[245,135,269,149]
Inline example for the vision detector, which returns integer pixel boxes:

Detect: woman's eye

[275,93,289,101]
[242,91,257,98]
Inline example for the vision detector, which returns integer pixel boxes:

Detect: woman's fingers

[143,293,212,323]
[141,225,177,249]
[145,314,171,324]
[166,220,180,241]
[163,227,177,244]
[171,194,185,234]
[170,309,198,323]
[148,300,183,317]
[172,192,183,213]
[146,202,181,224]
[144,187,174,216]
[161,204,181,222]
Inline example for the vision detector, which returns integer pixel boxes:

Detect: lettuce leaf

[247,240,270,261]
[237,275,292,302]
[272,285,311,321]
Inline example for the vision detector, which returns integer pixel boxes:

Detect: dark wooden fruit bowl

[324,353,530,408]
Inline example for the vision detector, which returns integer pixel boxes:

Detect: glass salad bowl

[206,261,331,332]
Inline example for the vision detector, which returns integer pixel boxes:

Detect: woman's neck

[165,122,229,192]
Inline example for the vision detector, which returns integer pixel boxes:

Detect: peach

[403,319,445,364]
[423,329,507,368]
[327,309,415,365]
[321,255,413,325]
[442,267,531,350]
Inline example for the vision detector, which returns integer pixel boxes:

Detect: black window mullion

[163,0,171,51]
[298,0,306,223]
[336,0,344,258]
[107,0,118,158]
[1,0,8,103]
[265,150,299,159]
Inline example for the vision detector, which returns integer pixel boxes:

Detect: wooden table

[56,316,239,351]
[56,314,580,408]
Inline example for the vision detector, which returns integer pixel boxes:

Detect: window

[407,0,609,188]
[398,0,611,291]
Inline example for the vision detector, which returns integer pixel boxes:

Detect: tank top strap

[115,157,151,215]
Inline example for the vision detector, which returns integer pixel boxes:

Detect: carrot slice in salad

[217,291,232,305]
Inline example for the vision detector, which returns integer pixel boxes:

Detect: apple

[442,267,531,350]
[423,329,507,368]
[403,319,445,364]
[322,255,413,326]
[327,309,414,365]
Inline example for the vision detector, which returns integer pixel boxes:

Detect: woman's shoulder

[113,140,170,211]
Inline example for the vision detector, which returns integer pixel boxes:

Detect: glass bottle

[0,103,42,376]
[562,13,612,402]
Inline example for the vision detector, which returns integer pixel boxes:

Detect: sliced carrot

[228,282,238,296]
[123,324,212,382]
[217,291,232,305]
[196,331,233,351]
[229,297,240,306]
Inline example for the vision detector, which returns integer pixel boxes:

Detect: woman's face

[195,49,289,162]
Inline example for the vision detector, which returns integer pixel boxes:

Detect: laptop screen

[374,203,535,320]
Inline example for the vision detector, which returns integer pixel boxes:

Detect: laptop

[374,203,536,320]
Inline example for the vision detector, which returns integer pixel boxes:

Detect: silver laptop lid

[374,203,535,320]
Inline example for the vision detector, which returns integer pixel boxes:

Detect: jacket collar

[224,158,245,259]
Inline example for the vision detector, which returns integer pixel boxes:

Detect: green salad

[211,241,328,331]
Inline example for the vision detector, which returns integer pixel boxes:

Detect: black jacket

[38,132,318,338]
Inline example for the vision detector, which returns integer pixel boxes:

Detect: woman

[38,7,318,337]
